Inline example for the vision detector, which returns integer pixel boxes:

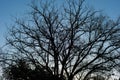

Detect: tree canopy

[2,0,120,80]
[4,59,64,80]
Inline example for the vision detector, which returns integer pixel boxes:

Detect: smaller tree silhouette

[3,59,65,80]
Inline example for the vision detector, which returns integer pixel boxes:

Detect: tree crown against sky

[1,0,120,48]
[2,0,120,80]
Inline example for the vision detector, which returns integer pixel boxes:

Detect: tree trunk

[54,58,58,75]
[68,75,73,80]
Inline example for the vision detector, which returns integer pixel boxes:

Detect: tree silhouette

[4,59,65,80]
[3,0,120,80]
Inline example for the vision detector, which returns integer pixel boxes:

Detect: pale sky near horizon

[0,0,120,48]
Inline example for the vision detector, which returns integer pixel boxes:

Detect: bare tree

[4,0,120,80]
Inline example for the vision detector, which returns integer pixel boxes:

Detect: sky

[0,0,120,48]
[0,0,31,48]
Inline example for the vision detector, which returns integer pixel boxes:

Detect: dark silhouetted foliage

[4,59,65,80]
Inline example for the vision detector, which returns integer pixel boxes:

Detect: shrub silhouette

[4,59,64,80]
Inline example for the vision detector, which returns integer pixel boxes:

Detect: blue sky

[0,0,120,48]
[0,0,31,48]
[86,0,120,19]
